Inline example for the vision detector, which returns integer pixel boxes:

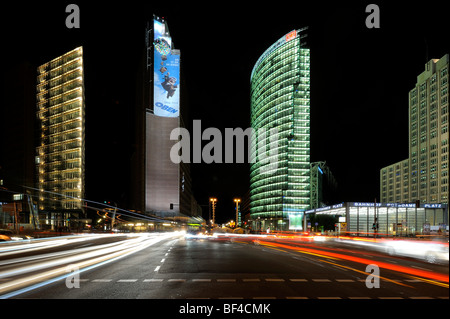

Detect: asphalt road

[7,233,447,300]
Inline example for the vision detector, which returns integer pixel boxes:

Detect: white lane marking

[192,279,211,282]
[335,279,355,282]
[348,297,371,299]
[161,259,165,263]
[217,279,236,282]
[243,278,260,282]
[168,279,186,282]
[286,297,309,299]
[165,253,168,256]
[143,279,163,282]
[265,278,284,282]
[289,279,308,282]
[409,296,434,299]
[378,297,404,299]
[317,297,341,299]
[253,297,276,299]
[117,279,138,282]
[92,279,112,282]
[312,279,331,282]
[154,266,160,272]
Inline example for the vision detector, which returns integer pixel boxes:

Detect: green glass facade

[250,28,310,231]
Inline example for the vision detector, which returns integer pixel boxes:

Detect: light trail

[257,240,449,283]
[0,232,182,298]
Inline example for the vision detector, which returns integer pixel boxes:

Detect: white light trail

[0,232,182,298]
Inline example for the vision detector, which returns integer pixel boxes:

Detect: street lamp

[210,197,217,225]
[234,198,241,228]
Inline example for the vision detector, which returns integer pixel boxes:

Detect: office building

[36,47,85,228]
[381,54,449,205]
[132,16,202,224]
[310,161,338,209]
[249,28,310,231]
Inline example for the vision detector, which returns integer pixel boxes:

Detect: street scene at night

[0,1,449,316]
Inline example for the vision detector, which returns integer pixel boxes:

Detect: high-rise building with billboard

[132,16,201,224]
[249,28,310,231]
[36,47,85,228]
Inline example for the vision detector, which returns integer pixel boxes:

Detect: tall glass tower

[36,47,85,228]
[250,28,310,231]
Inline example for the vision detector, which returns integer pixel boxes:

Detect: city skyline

[1,2,450,223]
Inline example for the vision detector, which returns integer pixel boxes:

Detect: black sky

[1,1,449,223]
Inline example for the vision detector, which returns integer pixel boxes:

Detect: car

[382,238,449,264]
[0,229,14,241]
[0,229,33,242]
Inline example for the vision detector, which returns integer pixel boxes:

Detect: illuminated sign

[424,203,443,208]
[285,30,297,42]
[386,203,416,208]
[153,19,180,118]
[288,212,303,230]
[352,202,382,207]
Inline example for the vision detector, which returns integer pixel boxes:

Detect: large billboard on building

[153,19,180,118]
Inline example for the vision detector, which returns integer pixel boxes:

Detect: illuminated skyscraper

[36,47,85,227]
[132,16,201,223]
[250,28,310,231]
[381,54,449,205]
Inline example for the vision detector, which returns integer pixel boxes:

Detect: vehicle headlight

[10,236,23,241]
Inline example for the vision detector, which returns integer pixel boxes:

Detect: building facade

[132,16,202,224]
[310,161,338,209]
[381,54,449,205]
[306,202,448,237]
[250,28,310,231]
[36,47,85,228]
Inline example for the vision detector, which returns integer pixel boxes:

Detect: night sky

[1,1,449,223]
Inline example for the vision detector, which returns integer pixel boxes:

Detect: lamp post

[234,198,241,228]
[210,197,217,225]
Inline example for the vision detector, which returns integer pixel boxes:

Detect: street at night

[1,1,449,317]
[1,232,447,300]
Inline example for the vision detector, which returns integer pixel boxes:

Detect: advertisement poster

[153,19,180,117]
